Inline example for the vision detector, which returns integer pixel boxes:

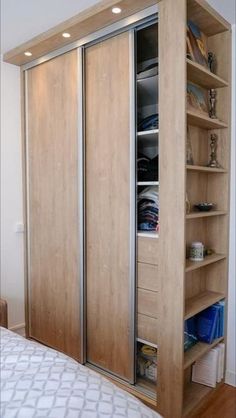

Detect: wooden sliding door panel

[26,50,81,360]
[85,32,133,381]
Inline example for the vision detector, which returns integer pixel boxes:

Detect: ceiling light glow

[62,32,71,38]
[112,7,122,14]
[24,51,32,57]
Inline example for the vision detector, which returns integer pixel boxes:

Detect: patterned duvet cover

[0,327,161,418]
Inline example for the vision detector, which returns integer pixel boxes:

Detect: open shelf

[187,59,228,89]
[137,338,158,349]
[186,210,227,219]
[187,0,230,36]
[184,337,224,370]
[185,253,226,273]
[137,74,158,106]
[185,291,225,320]
[137,181,159,186]
[137,231,159,239]
[186,165,227,173]
[187,110,228,129]
[137,130,159,146]
[183,381,223,417]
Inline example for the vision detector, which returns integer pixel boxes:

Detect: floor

[193,384,236,418]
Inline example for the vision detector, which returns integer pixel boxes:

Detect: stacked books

[184,300,225,351]
[192,343,225,387]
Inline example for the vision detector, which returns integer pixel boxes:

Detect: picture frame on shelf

[187,82,209,116]
[187,20,208,68]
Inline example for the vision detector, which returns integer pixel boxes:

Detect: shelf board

[187,111,228,129]
[136,377,157,396]
[186,210,227,219]
[137,129,159,146]
[185,253,226,272]
[137,338,158,349]
[183,381,223,418]
[137,231,159,239]
[187,59,228,89]
[137,181,159,186]
[184,337,224,370]
[185,291,225,320]
[187,0,231,36]
[186,165,227,173]
[137,74,158,106]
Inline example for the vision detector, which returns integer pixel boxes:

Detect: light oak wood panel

[138,289,158,319]
[187,110,228,129]
[184,337,224,370]
[4,0,158,66]
[186,210,227,219]
[186,253,226,272]
[183,382,222,418]
[137,236,159,265]
[185,270,206,300]
[85,32,132,382]
[187,59,228,89]
[158,0,186,416]
[27,51,81,360]
[186,165,227,173]
[187,0,230,36]
[137,314,158,345]
[138,262,159,292]
[185,290,225,320]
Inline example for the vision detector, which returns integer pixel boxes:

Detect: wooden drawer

[138,262,159,292]
[137,236,159,265]
[137,313,158,345]
[138,288,158,318]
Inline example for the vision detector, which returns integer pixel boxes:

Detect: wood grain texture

[137,314,158,345]
[0,299,8,328]
[3,0,158,66]
[191,384,236,418]
[26,51,81,360]
[138,262,159,292]
[138,289,158,318]
[187,58,228,89]
[137,236,159,265]
[187,0,230,36]
[85,32,132,382]
[158,0,186,416]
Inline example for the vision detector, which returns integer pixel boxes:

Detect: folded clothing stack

[137,153,159,182]
[138,186,159,232]
[138,113,159,131]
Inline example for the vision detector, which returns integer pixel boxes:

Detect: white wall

[1,0,235,383]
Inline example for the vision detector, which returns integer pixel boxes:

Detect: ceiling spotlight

[112,7,122,14]
[62,32,71,38]
[24,51,32,57]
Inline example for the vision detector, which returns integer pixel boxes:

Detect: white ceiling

[1,0,235,54]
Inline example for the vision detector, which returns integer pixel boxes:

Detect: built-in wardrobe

[5,0,232,417]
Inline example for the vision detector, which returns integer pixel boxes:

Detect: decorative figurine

[186,127,194,165]
[208,52,216,73]
[186,193,191,214]
[209,89,217,119]
[207,134,222,168]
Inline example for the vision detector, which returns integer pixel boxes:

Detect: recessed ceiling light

[112,7,122,14]
[62,32,71,38]
[24,51,32,57]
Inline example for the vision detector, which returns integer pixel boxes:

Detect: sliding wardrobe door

[85,32,135,382]
[26,50,82,360]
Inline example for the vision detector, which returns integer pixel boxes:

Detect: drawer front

[137,314,158,345]
[137,236,159,265]
[138,262,159,292]
[138,288,158,318]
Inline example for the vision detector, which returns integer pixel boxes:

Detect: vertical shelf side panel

[158,1,186,417]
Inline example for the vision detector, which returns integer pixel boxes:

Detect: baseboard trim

[225,370,236,387]
[9,323,26,337]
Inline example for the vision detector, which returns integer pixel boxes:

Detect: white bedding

[0,327,161,418]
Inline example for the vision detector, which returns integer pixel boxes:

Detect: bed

[0,327,161,418]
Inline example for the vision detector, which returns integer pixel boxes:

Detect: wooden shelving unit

[187,110,228,129]
[186,210,227,219]
[187,59,228,89]
[184,337,224,370]
[185,291,225,320]
[183,381,223,417]
[186,165,227,173]
[185,254,226,272]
